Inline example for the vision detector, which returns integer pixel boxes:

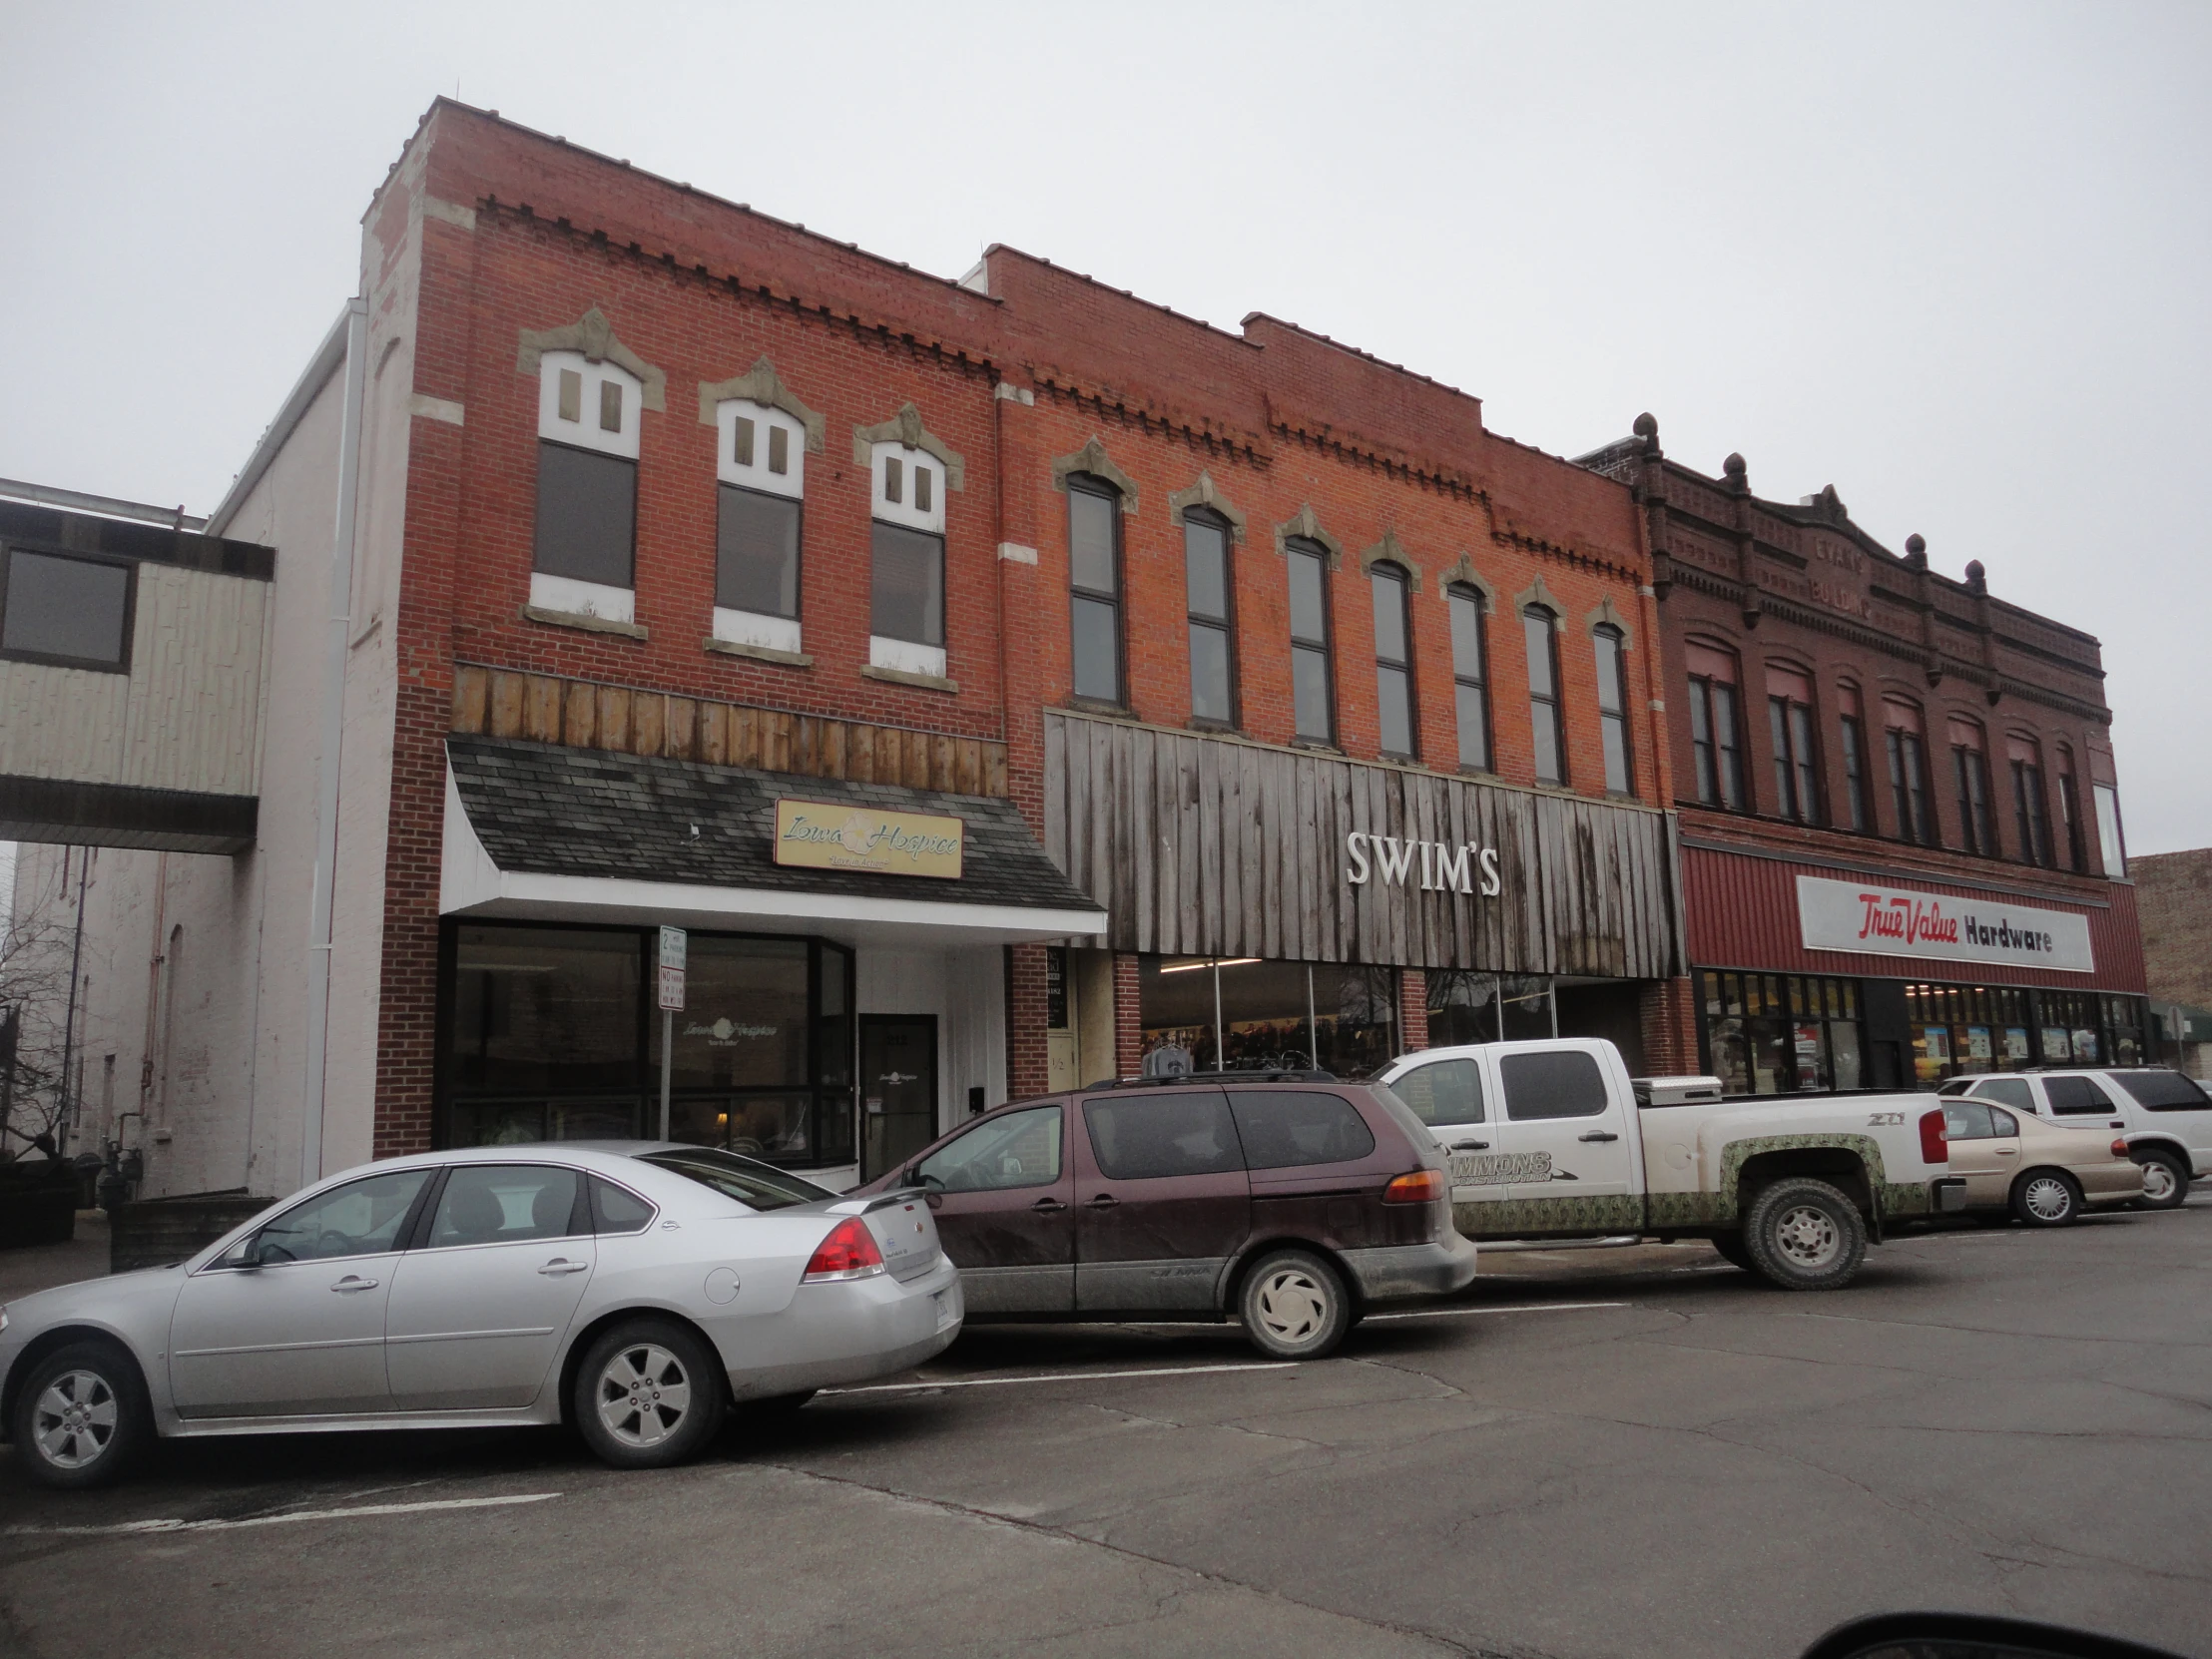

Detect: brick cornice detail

[696,355,826,452]
[515,306,666,410]
[1050,435,1139,513]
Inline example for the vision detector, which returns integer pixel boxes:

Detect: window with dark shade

[1447,585,1490,771]
[715,486,802,619]
[1688,679,1743,808]
[1287,538,1335,744]
[1885,700,1935,845]
[2008,739,2052,867]
[2056,749,2085,870]
[1184,511,1236,727]
[1594,625,1630,794]
[1067,477,1122,704]
[0,547,133,671]
[1838,684,1869,831]
[1950,721,1995,854]
[870,521,943,646]
[1372,563,1414,758]
[1766,667,1819,824]
[532,442,637,589]
[1524,607,1564,786]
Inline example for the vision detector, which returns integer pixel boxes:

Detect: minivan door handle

[1030,1197,1067,1214]
[1577,1131,1620,1143]
[1449,1140,1490,1151]
[1084,1194,1119,1210]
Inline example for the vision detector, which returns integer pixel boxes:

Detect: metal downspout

[300,297,369,1190]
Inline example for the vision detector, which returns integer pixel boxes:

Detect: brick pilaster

[1637,975,1700,1076]
[1396,967,1429,1055]
[1006,941,1052,1101]
[1113,952,1142,1078]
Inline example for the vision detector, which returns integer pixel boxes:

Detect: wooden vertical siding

[1044,711,1681,976]
[0,563,269,797]
[449,662,1010,799]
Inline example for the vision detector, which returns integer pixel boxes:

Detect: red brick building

[1580,418,2149,1094]
[11,101,1688,1199]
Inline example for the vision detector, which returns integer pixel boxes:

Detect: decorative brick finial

[1722,452,1748,491]
[1905,532,1928,569]
[1964,559,1987,594]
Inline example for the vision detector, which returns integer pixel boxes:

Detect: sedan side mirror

[221,1233,264,1270]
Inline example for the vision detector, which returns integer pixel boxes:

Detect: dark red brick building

[1581,417,2148,1094]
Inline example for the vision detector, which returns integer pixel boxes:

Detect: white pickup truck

[1378,1038,1961,1290]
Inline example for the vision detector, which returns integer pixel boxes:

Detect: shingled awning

[440,736,1106,947]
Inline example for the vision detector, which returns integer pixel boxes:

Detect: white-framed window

[531,350,642,623]
[712,398,807,654]
[869,440,946,677]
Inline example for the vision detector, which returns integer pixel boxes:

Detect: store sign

[1795,875,2094,973]
[774,799,964,879]
[1344,832,1503,896]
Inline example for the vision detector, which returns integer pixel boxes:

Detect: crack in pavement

[762,1459,1518,1657]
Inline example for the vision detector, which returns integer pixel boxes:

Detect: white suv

[1938,1069,2211,1209]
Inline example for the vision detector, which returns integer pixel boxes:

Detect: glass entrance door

[860,1014,938,1182]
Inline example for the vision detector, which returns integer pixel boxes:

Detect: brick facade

[356,102,1692,1149]
[2136,849,2212,1011]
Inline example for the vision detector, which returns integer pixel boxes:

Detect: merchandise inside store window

[1137,956,1396,1079]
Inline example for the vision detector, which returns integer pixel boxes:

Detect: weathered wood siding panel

[0,564,267,797]
[1041,711,1682,976]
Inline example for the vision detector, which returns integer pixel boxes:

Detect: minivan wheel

[1741,1178,1868,1291]
[573,1320,726,1470]
[11,1341,154,1490]
[2012,1169,2082,1228]
[2132,1148,2188,1211]
[1238,1249,1352,1361]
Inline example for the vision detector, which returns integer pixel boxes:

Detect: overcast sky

[2,1,2205,853]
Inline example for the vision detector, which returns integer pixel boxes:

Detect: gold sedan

[1942,1098,2145,1226]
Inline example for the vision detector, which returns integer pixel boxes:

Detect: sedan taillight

[1920,1109,1948,1165]
[802,1216,885,1282]
[1383,1169,1445,1205]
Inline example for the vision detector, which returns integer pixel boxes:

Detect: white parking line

[1365,1300,1629,1322]
[822,1362,1297,1394]
[9,1492,562,1537]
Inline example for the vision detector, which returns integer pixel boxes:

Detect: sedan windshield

[637,1148,836,1212]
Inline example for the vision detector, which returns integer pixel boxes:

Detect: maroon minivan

[854,1073,1477,1360]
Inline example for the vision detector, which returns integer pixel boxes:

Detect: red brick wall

[1638,977,1699,1075]
[1006,942,1051,1101]
[1113,953,1142,1078]
[1397,968,1429,1055]
[365,102,1670,1151]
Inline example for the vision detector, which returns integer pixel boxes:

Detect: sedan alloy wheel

[573,1319,725,1469]
[597,1343,694,1449]
[33,1370,119,1470]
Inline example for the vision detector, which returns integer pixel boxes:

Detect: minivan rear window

[1500,1050,1611,1120]
[1084,1092,1241,1181]
[1229,1091,1376,1170]
[2110,1071,2212,1112]
[638,1148,834,1211]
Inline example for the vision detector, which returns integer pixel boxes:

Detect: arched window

[1447,584,1490,771]
[712,398,807,654]
[869,437,946,678]
[1766,665,1820,824]
[1948,717,1995,855]
[1286,537,1335,744]
[1184,508,1237,728]
[1523,606,1565,787]
[1685,642,1743,810]
[1836,682,1869,831]
[1594,625,1631,795]
[531,350,641,622]
[2007,735,2053,867]
[1884,699,1935,844]
[1371,562,1415,759]
[1067,474,1124,705]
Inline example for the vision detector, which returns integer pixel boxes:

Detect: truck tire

[2010,1169,2081,1228]
[2131,1147,2189,1211]
[1710,1232,1755,1273]
[1742,1178,1868,1291]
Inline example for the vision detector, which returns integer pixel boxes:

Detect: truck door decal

[1447,1151,1552,1187]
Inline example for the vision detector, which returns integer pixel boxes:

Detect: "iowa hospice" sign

[1795,874,2093,973]
[773,799,965,879]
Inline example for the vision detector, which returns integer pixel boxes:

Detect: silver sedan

[0,1144,960,1488]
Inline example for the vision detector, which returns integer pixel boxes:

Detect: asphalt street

[2,1199,2208,1659]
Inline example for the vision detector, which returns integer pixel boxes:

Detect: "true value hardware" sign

[1795,874,2094,973]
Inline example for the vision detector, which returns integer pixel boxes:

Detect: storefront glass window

[1701,971,1867,1095]
[440,923,855,1167]
[1426,970,1502,1046]
[1499,975,1556,1042]
[1137,955,1397,1080]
